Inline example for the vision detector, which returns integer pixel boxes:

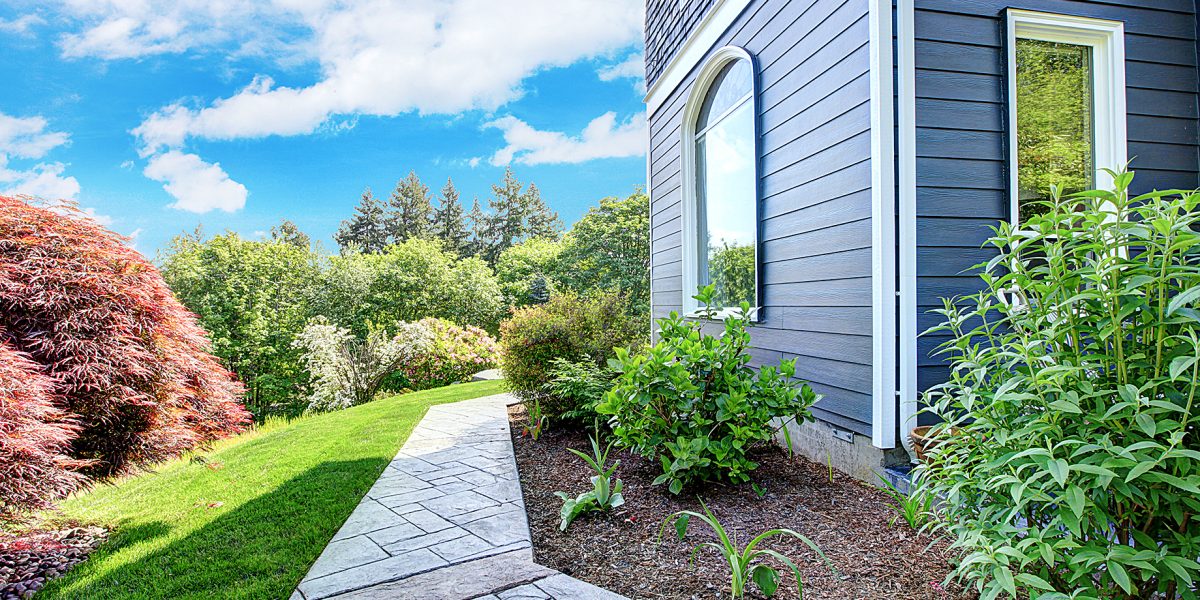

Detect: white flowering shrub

[294,317,433,411]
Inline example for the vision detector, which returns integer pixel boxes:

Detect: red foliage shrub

[0,340,87,520]
[0,196,249,478]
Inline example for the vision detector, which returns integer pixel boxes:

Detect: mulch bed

[509,405,972,600]
[0,525,106,599]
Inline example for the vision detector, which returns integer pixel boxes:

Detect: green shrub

[495,237,562,308]
[313,238,505,336]
[543,357,617,424]
[597,286,818,493]
[499,292,645,419]
[396,317,498,390]
[918,173,1200,599]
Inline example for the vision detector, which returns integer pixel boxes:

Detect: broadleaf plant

[659,499,832,599]
[918,172,1200,598]
[554,429,624,530]
[597,285,818,493]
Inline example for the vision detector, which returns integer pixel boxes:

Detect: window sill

[683,306,762,323]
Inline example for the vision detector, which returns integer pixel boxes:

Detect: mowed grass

[39,380,507,600]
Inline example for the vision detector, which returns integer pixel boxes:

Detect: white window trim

[1006,9,1127,226]
[679,45,761,319]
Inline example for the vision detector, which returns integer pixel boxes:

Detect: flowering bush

[919,174,1200,598]
[398,318,497,390]
[294,317,433,411]
[0,340,88,521]
[0,196,249,478]
[499,292,646,421]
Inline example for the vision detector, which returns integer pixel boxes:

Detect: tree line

[335,167,561,264]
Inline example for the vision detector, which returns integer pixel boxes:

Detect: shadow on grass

[45,458,389,600]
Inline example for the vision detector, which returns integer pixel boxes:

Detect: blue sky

[0,1,646,256]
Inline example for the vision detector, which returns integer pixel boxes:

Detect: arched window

[681,47,759,316]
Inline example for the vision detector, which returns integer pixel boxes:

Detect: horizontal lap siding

[912,0,1200,405]
[648,0,875,435]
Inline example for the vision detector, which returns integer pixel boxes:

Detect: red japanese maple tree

[0,196,249,479]
[0,340,87,520]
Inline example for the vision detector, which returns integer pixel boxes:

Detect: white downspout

[897,0,918,462]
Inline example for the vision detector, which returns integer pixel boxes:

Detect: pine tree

[386,171,433,243]
[483,167,527,263]
[482,168,562,264]
[431,178,468,256]
[522,183,563,240]
[335,188,388,253]
[466,196,490,258]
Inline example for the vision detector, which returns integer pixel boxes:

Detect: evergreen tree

[482,168,562,264]
[270,219,311,249]
[431,177,468,256]
[522,183,563,240]
[334,188,388,253]
[386,171,433,243]
[465,196,489,258]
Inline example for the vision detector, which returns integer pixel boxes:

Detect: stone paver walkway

[293,393,626,600]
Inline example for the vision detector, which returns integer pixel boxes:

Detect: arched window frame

[679,45,761,318]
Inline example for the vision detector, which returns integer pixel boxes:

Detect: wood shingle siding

[649,0,875,435]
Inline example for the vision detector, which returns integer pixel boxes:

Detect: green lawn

[40,380,507,600]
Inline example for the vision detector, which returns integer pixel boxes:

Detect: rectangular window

[1007,10,1126,225]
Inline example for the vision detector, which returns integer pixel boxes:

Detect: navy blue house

[643,0,1200,480]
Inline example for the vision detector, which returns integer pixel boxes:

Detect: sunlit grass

[40,380,507,600]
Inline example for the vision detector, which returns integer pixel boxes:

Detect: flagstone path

[292,393,626,600]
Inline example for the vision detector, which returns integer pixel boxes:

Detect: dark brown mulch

[509,405,972,600]
[0,525,106,599]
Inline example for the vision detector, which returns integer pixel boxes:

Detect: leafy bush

[161,231,319,419]
[555,431,624,531]
[499,292,646,419]
[661,499,830,599]
[396,317,497,390]
[918,174,1200,598]
[293,317,432,411]
[543,357,617,424]
[316,239,505,335]
[0,340,87,521]
[597,286,817,493]
[556,191,650,318]
[495,237,562,308]
[0,197,249,478]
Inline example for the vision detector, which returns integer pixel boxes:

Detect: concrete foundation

[775,417,911,485]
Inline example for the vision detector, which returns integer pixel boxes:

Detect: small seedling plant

[876,475,934,530]
[660,500,832,599]
[522,399,548,440]
[555,430,624,530]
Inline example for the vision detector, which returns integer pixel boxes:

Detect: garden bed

[509,405,971,600]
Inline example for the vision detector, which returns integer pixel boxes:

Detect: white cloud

[0,111,78,201]
[0,113,70,159]
[0,14,45,36]
[0,157,81,201]
[56,1,279,60]
[485,112,645,166]
[143,151,247,213]
[115,0,642,154]
[598,53,643,81]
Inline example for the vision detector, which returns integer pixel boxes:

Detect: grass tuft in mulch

[510,405,973,600]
